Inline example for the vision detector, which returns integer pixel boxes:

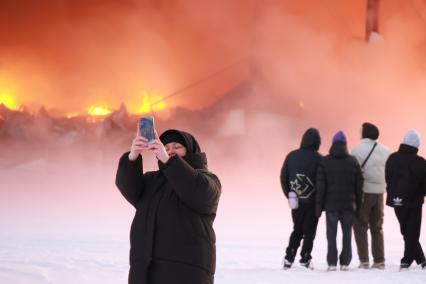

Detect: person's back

[352,139,389,195]
[385,129,426,270]
[317,140,363,213]
[316,131,363,271]
[280,128,322,269]
[351,122,389,269]
[281,128,322,204]
[386,143,426,208]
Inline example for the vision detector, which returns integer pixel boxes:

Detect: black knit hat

[160,131,188,149]
[362,122,379,140]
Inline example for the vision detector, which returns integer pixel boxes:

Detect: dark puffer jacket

[316,141,363,214]
[385,144,426,208]
[280,128,322,204]
[115,130,221,284]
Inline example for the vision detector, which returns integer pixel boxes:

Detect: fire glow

[132,91,167,114]
[60,92,169,118]
[0,91,18,111]
[87,105,112,117]
[0,78,19,111]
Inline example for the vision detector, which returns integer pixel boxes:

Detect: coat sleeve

[354,159,364,210]
[115,152,145,208]
[351,147,362,165]
[385,155,393,190]
[280,156,290,198]
[315,161,326,215]
[161,155,221,215]
[422,159,426,196]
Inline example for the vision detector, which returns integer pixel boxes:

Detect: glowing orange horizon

[62,92,168,118]
[0,82,19,111]
[0,85,170,118]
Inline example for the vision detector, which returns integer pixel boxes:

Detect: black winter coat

[316,142,363,214]
[385,144,426,208]
[280,128,322,204]
[115,130,221,284]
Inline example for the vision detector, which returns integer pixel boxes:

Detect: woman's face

[165,142,187,157]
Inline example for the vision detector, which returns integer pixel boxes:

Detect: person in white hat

[385,130,426,271]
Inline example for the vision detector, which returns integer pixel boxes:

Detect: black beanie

[362,122,379,140]
[160,131,188,148]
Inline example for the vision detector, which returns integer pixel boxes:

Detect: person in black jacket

[385,129,426,271]
[115,126,221,284]
[280,128,322,269]
[316,131,363,271]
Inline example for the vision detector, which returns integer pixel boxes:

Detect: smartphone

[139,116,155,143]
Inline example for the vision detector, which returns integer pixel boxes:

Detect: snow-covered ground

[216,242,425,284]
[1,230,425,284]
[0,237,128,284]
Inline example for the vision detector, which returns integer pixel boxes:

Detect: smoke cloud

[1,0,426,243]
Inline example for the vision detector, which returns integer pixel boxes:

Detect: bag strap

[361,142,377,168]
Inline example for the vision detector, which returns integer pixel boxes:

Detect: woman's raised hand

[128,124,149,161]
[148,130,170,164]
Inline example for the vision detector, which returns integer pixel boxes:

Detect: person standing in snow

[351,123,390,269]
[280,128,323,269]
[316,131,363,271]
[385,130,426,271]
[116,126,221,284]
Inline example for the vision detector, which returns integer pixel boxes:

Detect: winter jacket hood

[159,129,207,170]
[160,129,201,153]
[399,143,419,155]
[300,128,321,151]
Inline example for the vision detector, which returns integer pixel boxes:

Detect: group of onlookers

[281,123,426,271]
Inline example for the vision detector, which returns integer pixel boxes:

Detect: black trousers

[285,203,319,262]
[326,210,354,266]
[394,206,425,266]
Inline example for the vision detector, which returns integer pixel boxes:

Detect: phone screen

[139,117,155,143]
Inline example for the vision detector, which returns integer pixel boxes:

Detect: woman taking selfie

[116,123,221,284]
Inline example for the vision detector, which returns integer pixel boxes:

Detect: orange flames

[87,105,112,117]
[0,92,18,110]
[0,78,19,110]
[130,91,167,114]
[66,112,80,119]
[62,91,168,118]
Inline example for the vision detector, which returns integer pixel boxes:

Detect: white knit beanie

[403,129,421,149]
